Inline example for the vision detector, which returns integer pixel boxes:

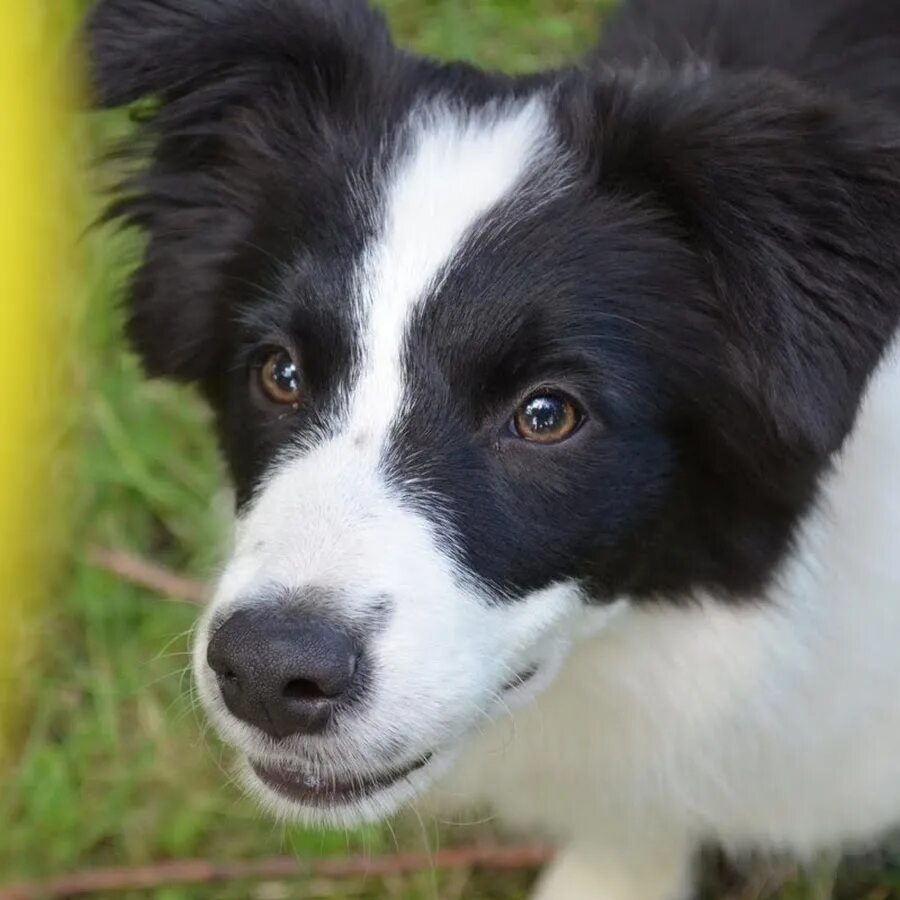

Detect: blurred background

[4,2,900,899]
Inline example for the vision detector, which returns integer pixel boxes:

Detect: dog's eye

[512,393,582,444]
[258,349,301,407]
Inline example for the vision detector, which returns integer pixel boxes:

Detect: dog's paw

[531,844,693,900]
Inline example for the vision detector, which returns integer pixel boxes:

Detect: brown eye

[512,393,582,444]
[258,349,301,406]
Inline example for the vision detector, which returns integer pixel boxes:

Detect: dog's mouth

[250,753,434,806]
[247,666,540,808]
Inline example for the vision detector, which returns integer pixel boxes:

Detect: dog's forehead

[343,96,564,435]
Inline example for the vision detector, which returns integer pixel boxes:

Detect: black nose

[206,607,359,738]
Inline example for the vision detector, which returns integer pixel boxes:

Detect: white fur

[532,844,693,900]
[194,94,900,899]
[432,341,900,898]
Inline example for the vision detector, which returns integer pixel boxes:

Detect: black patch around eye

[380,190,683,602]
[381,162,843,607]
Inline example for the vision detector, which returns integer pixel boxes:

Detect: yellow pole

[0,2,80,764]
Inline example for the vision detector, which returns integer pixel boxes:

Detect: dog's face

[88,0,900,825]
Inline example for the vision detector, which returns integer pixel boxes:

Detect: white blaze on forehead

[347,97,557,446]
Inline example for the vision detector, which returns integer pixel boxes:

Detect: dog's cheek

[361,579,585,752]
[370,594,498,743]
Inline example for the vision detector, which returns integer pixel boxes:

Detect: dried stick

[0,844,553,900]
[86,545,208,604]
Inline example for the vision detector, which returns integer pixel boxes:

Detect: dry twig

[0,844,553,899]
[86,545,207,604]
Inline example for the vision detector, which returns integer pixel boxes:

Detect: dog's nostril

[283,677,333,702]
[206,605,362,738]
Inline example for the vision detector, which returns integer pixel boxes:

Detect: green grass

[1,2,602,898]
[7,3,900,899]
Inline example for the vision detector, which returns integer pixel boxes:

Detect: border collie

[86,0,900,896]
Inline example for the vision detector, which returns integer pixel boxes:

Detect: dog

[86,0,900,897]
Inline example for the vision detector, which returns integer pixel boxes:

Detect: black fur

[87,0,900,602]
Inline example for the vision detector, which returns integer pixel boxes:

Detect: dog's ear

[585,73,900,471]
[85,0,394,381]
[86,0,391,108]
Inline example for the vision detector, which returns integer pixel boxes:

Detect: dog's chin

[239,749,457,827]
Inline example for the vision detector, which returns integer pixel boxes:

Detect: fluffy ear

[585,72,900,470]
[86,0,391,108]
[85,0,394,380]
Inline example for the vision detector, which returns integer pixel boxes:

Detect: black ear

[86,0,391,108]
[587,72,900,469]
[85,0,394,380]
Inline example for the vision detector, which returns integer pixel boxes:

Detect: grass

[6,2,900,899]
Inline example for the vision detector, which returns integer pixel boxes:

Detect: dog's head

[87,0,900,825]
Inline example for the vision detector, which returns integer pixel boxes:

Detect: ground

[3,2,900,899]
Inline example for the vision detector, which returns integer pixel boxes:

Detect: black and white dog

[87,0,900,896]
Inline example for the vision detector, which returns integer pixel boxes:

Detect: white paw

[531,844,693,900]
